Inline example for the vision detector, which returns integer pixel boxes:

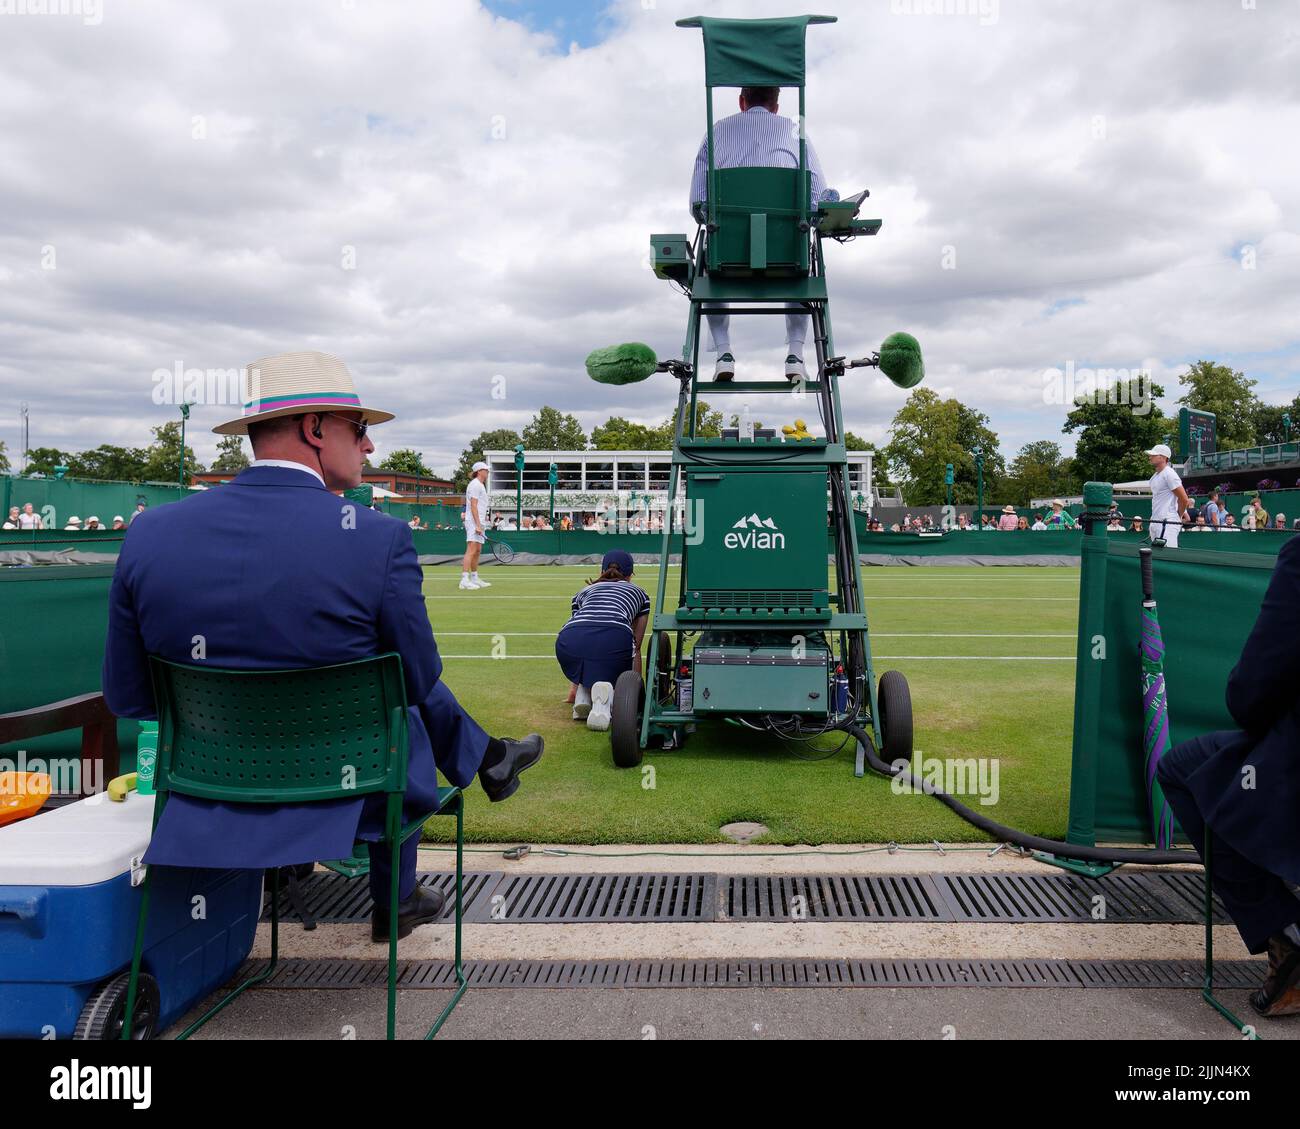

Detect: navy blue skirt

[556,622,635,687]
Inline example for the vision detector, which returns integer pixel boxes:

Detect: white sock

[461,571,470,581]
[471,571,480,580]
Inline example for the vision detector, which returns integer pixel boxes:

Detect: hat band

[243,391,362,416]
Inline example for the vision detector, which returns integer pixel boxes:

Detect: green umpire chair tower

[598,15,924,774]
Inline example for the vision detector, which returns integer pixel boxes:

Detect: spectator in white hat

[3,506,19,529]
[64,515,83,530]
[111,515,126,530]
[85,516,103,531]
[461,461,491,590]
[1146,444,1189,548]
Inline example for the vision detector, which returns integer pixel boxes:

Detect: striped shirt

[689,106,829,213]
[564,580,651,634]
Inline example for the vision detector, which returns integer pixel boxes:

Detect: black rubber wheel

[654,630,674,701]
[74,971,160,1040]
[611,670,646,768]
[877,669,914,765]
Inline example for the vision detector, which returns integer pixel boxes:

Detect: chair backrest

[706,167,811,277]
[148,653,409,805]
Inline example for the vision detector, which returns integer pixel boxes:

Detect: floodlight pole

[178,402,193,490]
[514,444,526,528]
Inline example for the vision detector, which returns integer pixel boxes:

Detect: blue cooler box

[0,791,263,1039]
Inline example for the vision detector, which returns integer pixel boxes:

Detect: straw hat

[213,350,394,435]
[1051,498,1065,508]
[1001,505,1016,514]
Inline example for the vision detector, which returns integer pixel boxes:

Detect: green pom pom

[586,343,657,385]
[879,331,924,389]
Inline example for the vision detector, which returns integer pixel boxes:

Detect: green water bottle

[136,721,158,796]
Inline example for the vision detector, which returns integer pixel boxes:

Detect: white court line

[439,654,1077,661]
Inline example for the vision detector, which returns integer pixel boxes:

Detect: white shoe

[472,576,491,587]
[713,352,736,382]
[572,684,592,721]
[458,577,480,590]
[587,682,614,731]
[785,354,807,383]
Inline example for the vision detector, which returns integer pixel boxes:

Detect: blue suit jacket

[1180,535,1300,885]
[102,465,487,868]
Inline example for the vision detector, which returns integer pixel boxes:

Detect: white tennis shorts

[464,523,485,545]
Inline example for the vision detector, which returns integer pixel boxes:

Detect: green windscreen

[677,15,835,88]
[1067,540,1275,845]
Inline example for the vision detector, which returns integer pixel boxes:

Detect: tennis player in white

[1146,443,1190,548]
[461,461,491,589]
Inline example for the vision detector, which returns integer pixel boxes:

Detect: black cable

[836,720,1198,866]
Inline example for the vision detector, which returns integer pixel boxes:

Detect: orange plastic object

[0,771,52,826]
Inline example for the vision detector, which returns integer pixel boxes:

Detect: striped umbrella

[1139,547,1175,848]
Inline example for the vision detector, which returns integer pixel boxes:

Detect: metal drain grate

[932,872,1225,924]
[466,873,716,922]
[724,875,948,921]
[260,870,1224,926]
[238,957,1265,991]
[264,871,499,924]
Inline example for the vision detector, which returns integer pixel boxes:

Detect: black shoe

[478,734,544,802]
[1249,933,1300,1017]
[371,886,446,943]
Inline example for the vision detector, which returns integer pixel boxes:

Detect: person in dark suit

[103,350,543,942]
[1157,534,1300,1017]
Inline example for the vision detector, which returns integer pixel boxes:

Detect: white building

[484,448,878,524]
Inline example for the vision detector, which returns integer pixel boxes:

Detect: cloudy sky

[2,0,1298,476]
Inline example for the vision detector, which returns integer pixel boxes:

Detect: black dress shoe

[478,734,544,802]
[1249,933,1300,1017]
[371,886,446,943]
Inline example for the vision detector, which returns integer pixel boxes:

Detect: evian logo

[724,513,786,550]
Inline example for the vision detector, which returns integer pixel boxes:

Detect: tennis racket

[486,536,515,564]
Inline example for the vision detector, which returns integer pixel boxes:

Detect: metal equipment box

[692,641,830,715]
[684,468,829,604]
[651,233,693,282]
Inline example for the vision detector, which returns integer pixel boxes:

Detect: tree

[521,406,586,451]
[676,399,723,440]
[1177,361,1258,450]
[138,422,205,483]
[378,448,433,477]
[0,440,8,474]
[70,445,149,481]
[590,417,673,450]
[1251,396,1300,446]
[453,427,522,491]
[1062,379,1168,485]
[210,435,250,474]
[23,447,71,476]
[1004,441,1080,506]
[882,388,1004,505]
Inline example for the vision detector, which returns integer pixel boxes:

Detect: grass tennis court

[422,564,1080,845]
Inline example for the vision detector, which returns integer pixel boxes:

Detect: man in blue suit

[1157,534,1300,1018]
[104,351,543,941]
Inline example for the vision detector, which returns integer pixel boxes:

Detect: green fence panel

[2,474,190,530]
[1066,540,1276,846]
[0,564,136,780]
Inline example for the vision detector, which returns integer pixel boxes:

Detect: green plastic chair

[1201,834,1261,1039]
[121,653,467,1041]
[706,167,813,277]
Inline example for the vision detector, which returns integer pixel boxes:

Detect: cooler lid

[0,792,156,886]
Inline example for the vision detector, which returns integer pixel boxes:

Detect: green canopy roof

[676,15,836,88]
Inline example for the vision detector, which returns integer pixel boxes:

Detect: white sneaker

[587,682,614,731]
[472,576,491,587]
[572,684,592,721]
[785,354,807,383]
[713,352,736,382]
[458,577,480,590]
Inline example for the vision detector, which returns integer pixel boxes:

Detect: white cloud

[0,0,1296,475]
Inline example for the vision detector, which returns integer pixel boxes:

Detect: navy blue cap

[601,549,634,577]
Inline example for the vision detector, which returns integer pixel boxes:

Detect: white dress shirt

[251,459,326,487]
[690,106,828,212]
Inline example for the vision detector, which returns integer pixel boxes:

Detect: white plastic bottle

[740,403,754,441]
